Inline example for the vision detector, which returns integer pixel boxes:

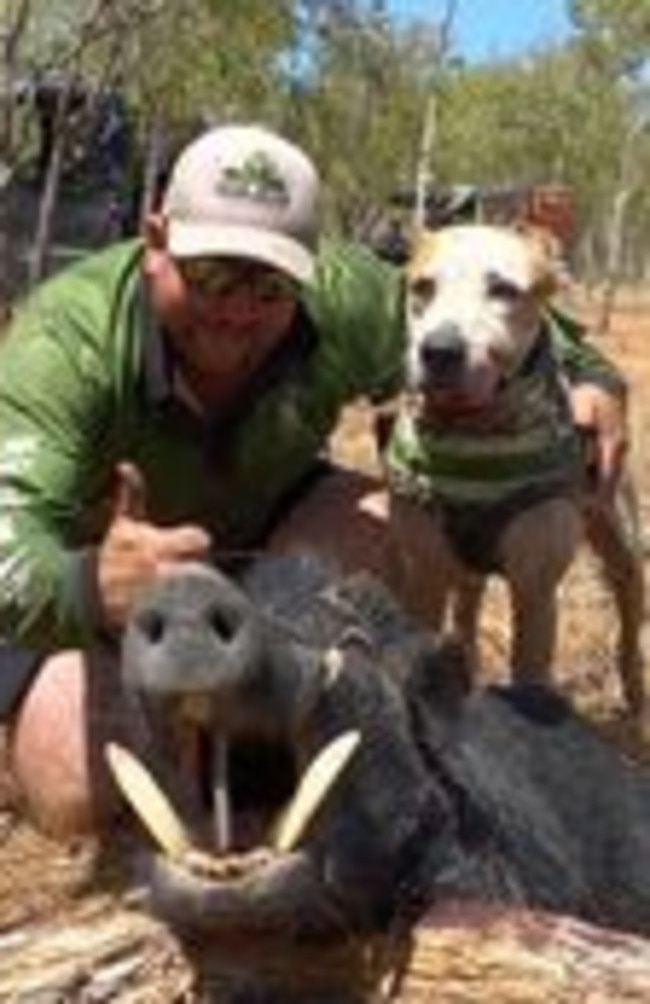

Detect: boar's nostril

[208,605,240,644]
[138,609,166,645]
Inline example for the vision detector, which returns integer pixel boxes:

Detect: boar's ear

[407,635,472,718]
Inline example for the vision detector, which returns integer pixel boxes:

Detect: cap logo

[217,150,290,205]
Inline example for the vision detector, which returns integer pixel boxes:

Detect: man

[0,124,627,838]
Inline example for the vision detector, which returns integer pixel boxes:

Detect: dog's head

[404,223,563,417]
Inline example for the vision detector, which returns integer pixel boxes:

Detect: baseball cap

[162,124,320,283]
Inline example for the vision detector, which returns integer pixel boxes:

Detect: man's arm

[547,305,628,499]
[547,304,627,399]
[0,290,118,648]
[306,239,406,404]
[0,295,211,649]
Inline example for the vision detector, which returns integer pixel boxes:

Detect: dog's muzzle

[417,322,467,390]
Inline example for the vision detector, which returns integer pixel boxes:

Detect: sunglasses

[175,257,299,303]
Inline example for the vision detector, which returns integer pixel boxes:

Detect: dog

[384,223,646,717]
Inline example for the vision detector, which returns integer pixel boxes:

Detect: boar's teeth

[274,730,361,853]
[212,737,232,852]
[105,742,193,859]
[185,846,274,881]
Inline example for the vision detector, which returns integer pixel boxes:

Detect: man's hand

[97,462,211,629]
[570,384,628,502]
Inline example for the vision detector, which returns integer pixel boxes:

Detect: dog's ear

[514,222,567,299]
[406,228,439,278]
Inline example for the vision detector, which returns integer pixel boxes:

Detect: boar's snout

[121,563,264,715]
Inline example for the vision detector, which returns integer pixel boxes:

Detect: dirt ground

[1,286,650,998]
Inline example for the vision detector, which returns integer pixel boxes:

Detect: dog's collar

[511,317,554,381]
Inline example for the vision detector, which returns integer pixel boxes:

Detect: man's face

[143,219,300,385]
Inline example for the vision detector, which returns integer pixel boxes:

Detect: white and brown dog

[385,223,646,715]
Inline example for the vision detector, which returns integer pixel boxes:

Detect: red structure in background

[376,183,577,265]
[478,183,576,249]
[522,184,576,248]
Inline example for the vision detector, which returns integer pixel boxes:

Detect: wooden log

[185,902,650,1001]
[0,894,190,1002]
[2,898,650,1001]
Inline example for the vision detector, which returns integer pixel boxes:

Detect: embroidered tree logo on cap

[218,150,290,205]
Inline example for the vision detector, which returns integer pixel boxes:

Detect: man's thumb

[112,462,147,521]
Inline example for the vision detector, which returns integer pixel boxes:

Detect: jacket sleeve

[306,240,405,404]
[546,305,627,399]
[0,285,114,649]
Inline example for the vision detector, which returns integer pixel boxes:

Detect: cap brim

[167,222,315,283]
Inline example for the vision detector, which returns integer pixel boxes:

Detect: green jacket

[0,239,402,648]
[0,241,625,649]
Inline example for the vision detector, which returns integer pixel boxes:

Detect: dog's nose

[419,323,466,382]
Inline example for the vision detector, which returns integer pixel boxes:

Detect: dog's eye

[486,273,524,303]
[408,277,436,312]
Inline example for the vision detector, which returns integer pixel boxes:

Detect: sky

[387,0,573,62]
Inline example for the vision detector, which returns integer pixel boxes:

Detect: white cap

[162,124,320,282]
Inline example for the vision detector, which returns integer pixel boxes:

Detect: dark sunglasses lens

[177,258,298,301]
[255,273,298,301]
[177,259,227,295]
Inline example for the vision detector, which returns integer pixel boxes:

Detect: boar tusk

[273,730,361,853]
[108,731,361,880]
[212,737,231,852]
[105,742,194,860]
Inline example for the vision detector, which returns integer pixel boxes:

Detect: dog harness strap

[441,481,579,574]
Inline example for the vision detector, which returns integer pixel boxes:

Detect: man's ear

[143,213,168,252]
[141,214,170,278]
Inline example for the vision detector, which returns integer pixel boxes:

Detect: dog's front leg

[500,499,582,685]
[449,575,486,670]
[582,479,647,719]
[387,494,480,674]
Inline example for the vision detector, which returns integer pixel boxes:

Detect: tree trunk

[28,80,78,286]
[0,0,32,304]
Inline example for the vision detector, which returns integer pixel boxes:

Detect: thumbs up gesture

[97,462,211,630]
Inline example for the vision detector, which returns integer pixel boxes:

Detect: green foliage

[569,0,650,76]
[440,46,636,204]
[2,0,650,277]
[295,10,440,233]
